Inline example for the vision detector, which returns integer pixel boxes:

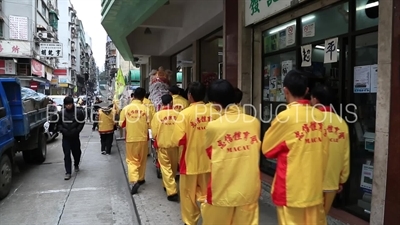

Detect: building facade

[0,0,60,94]
[101,0,398,224]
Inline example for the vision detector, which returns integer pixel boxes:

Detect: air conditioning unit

[37,31,48,39]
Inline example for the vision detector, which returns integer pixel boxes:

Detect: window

[301,2,349,44]
[0,21,3,37]
[41,1,47,18]
[262,20,296,53]
[356,0,379,30]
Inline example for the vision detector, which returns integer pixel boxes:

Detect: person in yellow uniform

[172,81,220,225]
[201,79,261,225]
[234,87,245,114]
[169,85,189,112]
[261,70,329,225]
[151,94,179,202]
[97,106,116,155]
[119,88,149,195]
[310,84,350,214]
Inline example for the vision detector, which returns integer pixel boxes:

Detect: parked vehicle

[48,95,65,112]
[44,100,59,142]
[0,78,48,200]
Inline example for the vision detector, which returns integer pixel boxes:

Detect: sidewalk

[115,137,278,225]
[57,126,140,225]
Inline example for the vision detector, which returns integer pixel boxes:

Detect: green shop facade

[247,0,379,221]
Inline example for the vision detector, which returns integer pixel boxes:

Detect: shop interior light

[356,1,379,11]
[268,15,315,35]
[315,45,340,52]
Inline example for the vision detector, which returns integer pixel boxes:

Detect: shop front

[247,0,379,222]
[54,69,72,95]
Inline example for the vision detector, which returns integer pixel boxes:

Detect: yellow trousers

[201,202,259,225]
[125,141,148,183]
[276,204,326,225]
[180,173,210,225]
[158,147,178,196]
[323,192,337,214]
[178,146,183,173]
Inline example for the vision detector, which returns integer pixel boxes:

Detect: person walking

[57,96,85,180]
[119,88,150,194]
[151,94,179,202]
[172,82,220,225]
[169,85,189,112]
[201,79,261,224]
[92,97,102,131]
[310,84,350,214]
[97,105,117,155]
[261,70,329,225]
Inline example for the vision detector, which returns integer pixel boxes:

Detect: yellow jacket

[151,106,179,148]
[261,100,329,208]
[319,106,350,191]
[142,98,155,125]
[119,100,149,142]
[98,108,115,134]
[172,101,220,175]
[172,94,189,112]
[205,106,261,206]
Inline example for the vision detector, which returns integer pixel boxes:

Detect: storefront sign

[301,44,312,67]
[323,37,338,64]
[302,23,315,37]
[31,59,44,77]
[0,40,31,57]
[0,60,16,74]
[39,43,63,58]
[245,0,307,26]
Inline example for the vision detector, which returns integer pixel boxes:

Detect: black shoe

[138,180,146,185]
[167,193,179,202]
[74,166,79,172]
[163,187,166,192]
[131,183,140,195]
[64,174,71,180]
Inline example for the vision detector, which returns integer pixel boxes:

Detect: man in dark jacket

[58,96,85,180]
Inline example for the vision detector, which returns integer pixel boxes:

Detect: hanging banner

[324,37,338,63]
[301,44,312,67]
[285,25,296,46]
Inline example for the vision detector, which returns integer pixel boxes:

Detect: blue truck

[0,78,47,200]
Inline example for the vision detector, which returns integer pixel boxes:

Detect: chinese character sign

[39,43,63,58]
[324,37,338,64]
[301,44,312,67]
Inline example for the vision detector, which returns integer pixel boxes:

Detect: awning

[17,75,48,83]
[54,69,67,76]
[130,69,140,82]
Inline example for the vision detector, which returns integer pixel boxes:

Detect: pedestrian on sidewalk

[172,82,220,225]
[201,80,261,225]
[150,94,179,202]
[261,70,329,225]
[119,88,150,195]
[57,96,85,180]
[310,84,350,214]
[92,97,102,131]
[97,105,117,155]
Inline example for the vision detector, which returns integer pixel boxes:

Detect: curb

[114,136,142,225]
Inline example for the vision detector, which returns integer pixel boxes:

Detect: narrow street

[0,125,138,225]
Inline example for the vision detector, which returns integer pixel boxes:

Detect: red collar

[296,99,310,105]
[318,106,333,112]
[161,106,172,110]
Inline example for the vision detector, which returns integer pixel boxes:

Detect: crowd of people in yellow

[111,69,350,225]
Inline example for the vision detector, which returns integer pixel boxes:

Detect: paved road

[0,125,139,225]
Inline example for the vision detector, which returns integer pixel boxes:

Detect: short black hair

[161,94,173,105]
[145,92,150,98]
[234,88,243,104]
[64,96,74,105]
[169,85,180,95]
[208,79,235,108]
[188,81,205,102]
[283,70,309,98]
[130,92,134,98]
[311,84,333,106]
[133,87,146,100]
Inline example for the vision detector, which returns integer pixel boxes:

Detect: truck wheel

[33,132,47,164]
[0,155,12,200]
